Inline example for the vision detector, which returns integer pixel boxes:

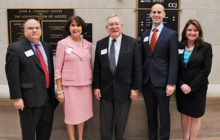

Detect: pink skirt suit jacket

[55,36,93,125]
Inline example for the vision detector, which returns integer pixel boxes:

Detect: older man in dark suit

[5,19,58,140]
[93,14,142,140]
[141,3,179,140]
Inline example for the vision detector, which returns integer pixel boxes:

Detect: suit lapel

[80,39,90,59]
[66,36,88,59]
[180,47,198,69]
[101,37,111,71]
[22,38,43,71]
[42,42,52,76]
[151,27,167,56]
[179,51,185,68]
[115,34,126,73]
[146,30,151,56]
[187,46,198,66]
[142,30,151,58]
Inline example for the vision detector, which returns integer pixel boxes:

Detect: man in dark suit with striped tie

[5,19,58,140]
[93,14,142,140]
[141,3,179,140]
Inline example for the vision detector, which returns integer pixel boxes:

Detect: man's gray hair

[106,13,123,24]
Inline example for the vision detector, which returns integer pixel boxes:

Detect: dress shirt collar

[31,40,43,49]
[151,23,164,32]
[109,34,122,45]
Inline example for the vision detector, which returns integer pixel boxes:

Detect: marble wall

[0,0,219,86]
[0,0,220,139]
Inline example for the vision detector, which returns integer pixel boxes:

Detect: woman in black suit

[176,19,213,140]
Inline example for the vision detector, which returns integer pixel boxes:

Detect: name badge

[178,49,184,54]
[143,36,149,42]
[66,48,72,54]
[101,49,107,55]
[24,50,34,57]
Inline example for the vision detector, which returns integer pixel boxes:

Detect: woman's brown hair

[180,19,204,48]
[65,16,87,35]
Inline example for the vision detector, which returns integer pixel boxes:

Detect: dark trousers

[19,101,54,140]
[142,84,170,140]
[100,99,131,140]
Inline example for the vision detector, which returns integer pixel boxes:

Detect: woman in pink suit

[55,16,93,140]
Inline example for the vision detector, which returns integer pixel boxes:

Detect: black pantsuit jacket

[176,42,213,117]
[177,42,213,92]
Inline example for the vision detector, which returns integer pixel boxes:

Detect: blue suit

[141,26,178,140]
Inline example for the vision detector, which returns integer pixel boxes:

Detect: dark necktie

[109,39,116,72]
[35,44,50,88]
[150,28,158,52]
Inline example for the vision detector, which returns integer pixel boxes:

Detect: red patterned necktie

[35,44,49,88]
[150,28,158,52]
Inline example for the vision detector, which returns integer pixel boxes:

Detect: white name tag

[101,49,107,55]
[24,50,34,57]
[143,36,149,42]
[66,48,72,54]
[178,49,184,54]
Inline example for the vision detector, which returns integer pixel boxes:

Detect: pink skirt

[63,85,93,125]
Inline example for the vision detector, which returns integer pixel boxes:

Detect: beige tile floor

[0,137,220,140]
[171,138,220,140]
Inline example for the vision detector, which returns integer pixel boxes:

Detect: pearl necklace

[185,46,194,52]
[71,37,83,47]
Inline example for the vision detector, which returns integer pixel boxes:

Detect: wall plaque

[136,0,180,38]
[7,9,93,50]
[138,0,179,9]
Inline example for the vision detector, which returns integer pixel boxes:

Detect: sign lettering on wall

[137,0,180,38]
[7,9,93,50]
